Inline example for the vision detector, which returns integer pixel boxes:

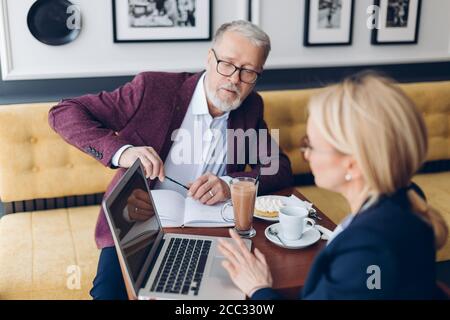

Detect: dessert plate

[254,195,313,222]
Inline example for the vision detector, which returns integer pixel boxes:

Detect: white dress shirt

[112,73,231,196]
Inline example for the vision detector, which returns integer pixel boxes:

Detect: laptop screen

[104,161,163,292]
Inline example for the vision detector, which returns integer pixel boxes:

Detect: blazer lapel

[158,72,203,162]
[148,72,203,189]
[227,99,248,174]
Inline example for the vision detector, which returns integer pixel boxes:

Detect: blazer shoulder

[135,71,197,88]
[242,91,264,115]
[249,91,264,107]
[328,197,435,257]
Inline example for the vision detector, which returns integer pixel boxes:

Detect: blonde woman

[218,72,449,299]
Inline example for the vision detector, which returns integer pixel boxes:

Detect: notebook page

[151,189,185,227]
[183,197,233,227]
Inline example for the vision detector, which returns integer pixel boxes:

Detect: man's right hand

[118,146,165,181]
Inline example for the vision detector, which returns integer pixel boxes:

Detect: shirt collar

[192,73,229,121]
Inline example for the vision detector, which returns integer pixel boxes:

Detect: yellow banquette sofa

[0,80,449,300]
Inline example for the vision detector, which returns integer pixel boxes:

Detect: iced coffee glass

[221,177,258,238]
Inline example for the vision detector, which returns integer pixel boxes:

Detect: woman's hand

[218,228,273,297]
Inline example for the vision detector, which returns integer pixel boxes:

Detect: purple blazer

[49,72,293,249]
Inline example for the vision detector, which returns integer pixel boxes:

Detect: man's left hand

[188,173,230,205]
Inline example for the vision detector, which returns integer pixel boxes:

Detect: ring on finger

[208,190,214,198]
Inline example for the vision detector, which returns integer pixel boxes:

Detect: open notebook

[120,189,234,248]
[151,189,234,227]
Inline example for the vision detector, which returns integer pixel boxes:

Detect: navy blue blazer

[252,188,438,300]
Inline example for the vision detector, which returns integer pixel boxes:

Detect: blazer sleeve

[48,73,147,167]
[302,228,398,300]
[252,228,398,300]
[251,287,286,300]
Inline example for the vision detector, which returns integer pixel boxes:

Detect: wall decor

[304,0,354,46]
[0,0,448,81]
[27,0,81,46]
[112,0,212,42]
[371,0,421,45]
[248,0,260,25]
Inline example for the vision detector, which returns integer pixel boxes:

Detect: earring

[345,173,352,182]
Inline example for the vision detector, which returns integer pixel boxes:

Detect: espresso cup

[221,177,258,238]
[279,206,315,241]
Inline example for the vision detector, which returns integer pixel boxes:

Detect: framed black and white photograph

[112,0,212,42]
[371,0,421,45]
[304,0,354,46]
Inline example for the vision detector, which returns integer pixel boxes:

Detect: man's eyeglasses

[211,49,261,84]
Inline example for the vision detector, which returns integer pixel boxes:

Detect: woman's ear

[345,156,363,181]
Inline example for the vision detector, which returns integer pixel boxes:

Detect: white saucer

[264,223,321,249]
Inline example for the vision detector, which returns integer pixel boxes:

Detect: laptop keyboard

[150,238,212,296]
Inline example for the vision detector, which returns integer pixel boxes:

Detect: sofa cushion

[0,206,100,300]
[261,88,321,175]
[0,103,115,202]
[260,81,450,176]
[399,82,450,163]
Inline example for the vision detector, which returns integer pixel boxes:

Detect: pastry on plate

[254,196,285,218]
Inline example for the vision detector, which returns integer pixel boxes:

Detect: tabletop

[164,187,337,298]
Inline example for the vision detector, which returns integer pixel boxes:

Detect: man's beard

[205,82,242,113]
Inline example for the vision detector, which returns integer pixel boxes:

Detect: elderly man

[49,20,293,300]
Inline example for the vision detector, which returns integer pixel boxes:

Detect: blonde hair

[307,71,448,249]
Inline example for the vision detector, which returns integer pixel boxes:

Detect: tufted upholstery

[0,81,448,300]
[259,81,450,176]
[0,103,115,202]
[0,103,115,299]
[0,207,99,299]
[260,88,322,175]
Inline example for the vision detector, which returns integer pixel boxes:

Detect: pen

[165,176,189,190]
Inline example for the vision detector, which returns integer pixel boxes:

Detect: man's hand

[187,172,231,205]
[119,146,165,181]
[126,189,155,222]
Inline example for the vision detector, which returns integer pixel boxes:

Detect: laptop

[102,159,251,300]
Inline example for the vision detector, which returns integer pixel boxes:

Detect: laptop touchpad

[209,257,229,278]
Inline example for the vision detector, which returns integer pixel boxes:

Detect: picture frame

[371,0,422,45]
[304,0,354,47]
[248,0,261,25]
[112,0,212,43]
